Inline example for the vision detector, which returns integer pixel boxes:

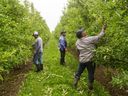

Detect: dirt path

[69,48,128,96]
[0,40,127,96]
[18,37,110,96]
[95,65,128,96]
[0,61,32,96]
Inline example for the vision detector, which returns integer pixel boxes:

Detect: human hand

[34,51,37,55]
[102,24,107,32]
[65,48,68,51]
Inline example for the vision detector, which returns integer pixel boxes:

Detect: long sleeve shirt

[76,31,105,63]
[59,35,67,51]
[34,37,43,54]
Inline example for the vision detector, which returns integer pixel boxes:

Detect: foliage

[111,70,128,89]
[0,0,50,74]
[18,37,110,96]
[54,0,128,69]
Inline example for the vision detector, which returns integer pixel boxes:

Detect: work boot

[73,77,79,88]
[35,64,40,72]
[88,82,93,90]
[40,64,43,70]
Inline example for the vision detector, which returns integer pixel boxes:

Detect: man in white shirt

[33,31,43,72]
[74,24,107,90]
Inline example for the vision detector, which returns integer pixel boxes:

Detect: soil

[0,60,128,96]
[69,49,128,96]
[0,61,32,96]
[95,65,128,96]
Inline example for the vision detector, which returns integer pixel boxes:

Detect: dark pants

[33,52,43,65]
[75,61,95,83]
[60,49,65,64]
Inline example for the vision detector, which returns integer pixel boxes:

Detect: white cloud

[28,0,67,32]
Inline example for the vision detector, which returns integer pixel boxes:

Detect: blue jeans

[75,61,95,83]
[33,52,43,65]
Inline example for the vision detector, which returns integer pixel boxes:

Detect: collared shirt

[59,35,67,51]
[76,31,105,63]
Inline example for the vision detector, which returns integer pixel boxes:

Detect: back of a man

[76,31,105,63]
[74,24,107,90]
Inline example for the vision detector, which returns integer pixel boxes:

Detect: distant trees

[54,0,128,69]
[0,0,50,78]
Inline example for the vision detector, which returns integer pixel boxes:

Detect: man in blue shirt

[59,31,67,65]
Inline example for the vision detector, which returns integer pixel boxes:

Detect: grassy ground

[18,36,110,96]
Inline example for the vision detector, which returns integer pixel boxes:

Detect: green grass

[18,36,110,96]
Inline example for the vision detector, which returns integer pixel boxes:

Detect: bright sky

[28,0,68,32]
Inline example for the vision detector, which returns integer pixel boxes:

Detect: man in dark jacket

[59,31,67,65]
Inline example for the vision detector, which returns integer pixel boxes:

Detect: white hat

[33,31,38,36]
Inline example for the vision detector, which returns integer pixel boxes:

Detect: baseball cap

[76,28,84,39]
[33,31,38,36]
[60,31,66,35]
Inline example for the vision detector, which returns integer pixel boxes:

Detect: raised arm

[90,24,107,44]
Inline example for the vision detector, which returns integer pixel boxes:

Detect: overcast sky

[28,0,68,32]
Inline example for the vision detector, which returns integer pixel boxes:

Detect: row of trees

[0,0,50,80]
[54,0,128,69]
